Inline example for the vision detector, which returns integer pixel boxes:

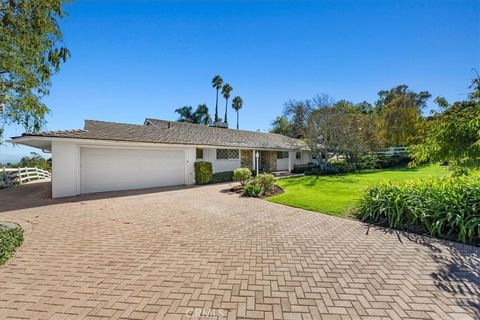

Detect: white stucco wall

[290,150,312,167]
[51,141,79,198]
[202,148,241,173]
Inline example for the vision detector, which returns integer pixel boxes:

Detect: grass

[268,165,450,217]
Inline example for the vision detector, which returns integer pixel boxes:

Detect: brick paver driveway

[0,182,479,320]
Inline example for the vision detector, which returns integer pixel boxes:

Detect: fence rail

[1,167,51,188]
[376,147,408,156]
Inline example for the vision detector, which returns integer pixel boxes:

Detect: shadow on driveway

[0,181,206,213]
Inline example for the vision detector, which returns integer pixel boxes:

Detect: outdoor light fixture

[255,151,260,175]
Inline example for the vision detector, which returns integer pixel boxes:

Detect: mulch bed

[229,185,284,198]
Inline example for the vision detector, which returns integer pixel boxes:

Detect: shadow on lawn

[365,224,480,318]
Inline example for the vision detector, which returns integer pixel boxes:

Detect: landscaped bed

[0,223,23,266]
[267,165,450,217]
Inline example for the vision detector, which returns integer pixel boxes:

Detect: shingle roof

[17,119,309,151]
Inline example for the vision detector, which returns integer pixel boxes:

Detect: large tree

[270,115,293,136]
[412,79,480,171]
[211,75,223,122]
[306,100,380,164]
[0,0,70,138]
[282,98,316,138]
[376,85,431,146]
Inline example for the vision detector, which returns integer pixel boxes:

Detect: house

[10,119,312,198]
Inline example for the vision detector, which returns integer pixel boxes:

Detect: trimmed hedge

[0,226,24,266]
[211,171,234,183]
[356,176,480,245]
[194,161,213,185]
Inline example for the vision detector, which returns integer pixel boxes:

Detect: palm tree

[211,75,223,122]
[193,104,212,125]
[232,96,243,129]
[175,106,195,123]
[175,104,212,125]
[221,83,233,124]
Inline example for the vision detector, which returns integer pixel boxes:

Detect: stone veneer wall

[261,151,277,172]
[240,150,253,169]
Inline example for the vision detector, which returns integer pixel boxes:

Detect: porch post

[288,151,293,172]
[251,150,255,171]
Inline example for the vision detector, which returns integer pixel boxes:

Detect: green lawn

[268,165,450,217]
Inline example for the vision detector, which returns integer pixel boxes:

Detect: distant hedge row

[292,154,411,175]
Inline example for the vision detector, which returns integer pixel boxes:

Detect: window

[216,149,239,160]
[196,148,203,159]
[312,153,317,159]
[277,151,289,159]
[228,149,239,159]
[296,152,302,159]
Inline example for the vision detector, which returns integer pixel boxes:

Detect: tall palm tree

[221,83,233,124]
[211,75,223,122]
[232,96,243,129]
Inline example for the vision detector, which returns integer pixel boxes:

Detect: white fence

[1,167,51,188]
[376,147,408,157]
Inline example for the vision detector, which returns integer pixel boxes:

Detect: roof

[14,118,309,151]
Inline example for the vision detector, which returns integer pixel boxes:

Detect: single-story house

[10,118,311,198]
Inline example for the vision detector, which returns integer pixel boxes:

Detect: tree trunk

[236,110,239,129]
[215,90,219,122]
[224,98,228,123]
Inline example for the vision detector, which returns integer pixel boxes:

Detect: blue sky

[1,0,479,163]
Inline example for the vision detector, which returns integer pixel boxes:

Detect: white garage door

[80,147,185,194]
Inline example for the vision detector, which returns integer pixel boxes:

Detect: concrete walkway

[0,182,478,319]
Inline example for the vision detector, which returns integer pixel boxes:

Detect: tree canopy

[411,79,480,171]
[175,104,212,125]
[0,0,70,138]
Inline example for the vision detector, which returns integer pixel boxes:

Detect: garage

[80,147,186,194]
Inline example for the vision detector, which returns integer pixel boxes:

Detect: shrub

[0,226,24,266]
[377,154,411,169]
[211,171,234,183]
[356,176,480,245]
[292,164,313,174]
[254,173,276,193]
[243,182,263,197]
[233,168,253,186]
[194,161,212,185]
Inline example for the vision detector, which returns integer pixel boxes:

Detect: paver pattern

[0,182,479,320]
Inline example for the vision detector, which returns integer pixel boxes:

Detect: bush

[0,226,24,266]
[292,164,313,174]
[356,176,480,245]
[243,182,263,197]
[377,154,411,169]
[233,168,252,186]
[254,173,276,193]
[211,171,234,183]
[194,161,212,185]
